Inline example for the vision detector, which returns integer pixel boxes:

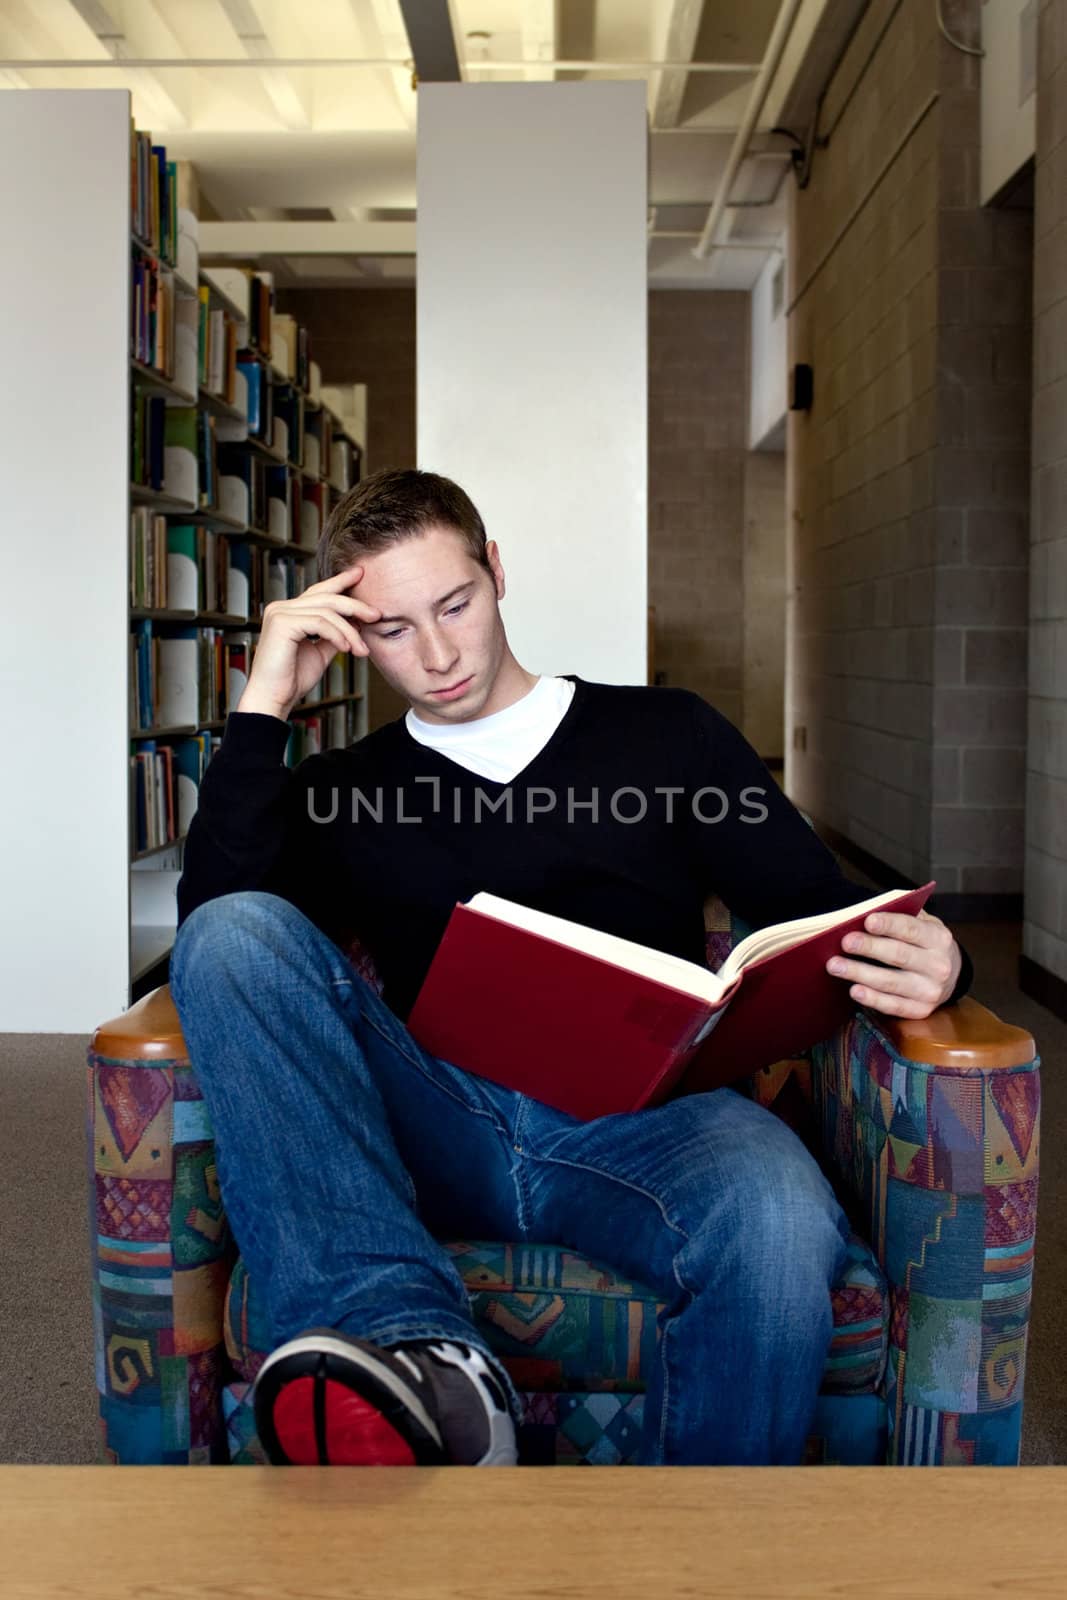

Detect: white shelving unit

[0,90,367,1029]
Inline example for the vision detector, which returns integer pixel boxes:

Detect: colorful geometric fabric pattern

[224,1231,888,1400]
[220,1380,888,1468]
[87,895,1040,1467]
[87,1055,235,1464]
[810,1012,1041,1466]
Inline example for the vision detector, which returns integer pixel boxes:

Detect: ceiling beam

[199,220,416,255]
[520,0,558,83]
[693,0,806,260]
[397,0,463,82]
[651,0,705,130]
[61,0,187,127]
[0,55,765,73]
[361,0,417,128]
[216,0,311,129]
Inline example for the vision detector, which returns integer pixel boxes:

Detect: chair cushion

[223,1229,888,1397]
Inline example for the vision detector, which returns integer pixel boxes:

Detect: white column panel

[0,90,130,1031]
[416,83,648,685]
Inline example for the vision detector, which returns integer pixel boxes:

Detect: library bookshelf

[130,141,369,996]
[1,90,366,1030]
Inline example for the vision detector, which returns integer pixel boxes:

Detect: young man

[171,467,972,1469]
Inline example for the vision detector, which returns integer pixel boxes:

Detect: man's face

[349,524,510,724]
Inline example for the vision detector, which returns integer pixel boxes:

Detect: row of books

[131,253,177,376]
[133,522,303,617]
[198,287,239,403]
[272,313,312,390]
[285,700,363,768]
[131,124,178,264]
[218,446,287,532]
[236,355,274,442]
[131,392,166,492]
[131,691,363,853]
[130,509,169,610]
[130,733,217,856]
[130,621,252,732]
[246,272,274,358]
[131,612,360,739]
[130,532,338,661]
[164,407,218,508]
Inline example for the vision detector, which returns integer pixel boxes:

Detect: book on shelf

[226,631,253,709]
[406,881,938,1122]
[274,383,305,466]
[329,437,356,491]
[163,406,198,505]
[249,269,273,355]
[130,619,159,731]
[228,540,253,618]
[131,392,166,491]
[194,410,218,508]
[157,627,199,727]
[197,292,238,403]
[174,733,215,833]
[235,356,272,440]
[131,128,178,262]
[173,292,198,397]
[168,522,237,616]
[130,740,176,854]
[130,508,169,609]
[129,731,217,855]
[131,253,175,375]
[166,525,200,612]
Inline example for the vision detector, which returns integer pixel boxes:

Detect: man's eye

[381,628,404,640]
[444,602,469,617]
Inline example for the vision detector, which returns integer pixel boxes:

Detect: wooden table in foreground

[2,1466,1066,1599]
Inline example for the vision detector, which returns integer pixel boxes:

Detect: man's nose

[422,626,459,673]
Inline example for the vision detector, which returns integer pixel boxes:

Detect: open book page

[715,885,926,984]
[466,892,727,1005]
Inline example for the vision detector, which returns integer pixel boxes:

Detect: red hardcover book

[406,882,938,1121]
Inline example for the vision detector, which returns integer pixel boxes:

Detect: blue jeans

[169,891,852,1466]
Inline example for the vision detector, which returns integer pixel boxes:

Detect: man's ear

[486,539,505,601]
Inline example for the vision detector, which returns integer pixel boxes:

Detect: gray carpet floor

[0,918,1061,1465]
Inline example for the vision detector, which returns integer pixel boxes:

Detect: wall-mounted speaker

[789,362,814,412]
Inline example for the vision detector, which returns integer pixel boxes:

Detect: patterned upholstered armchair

[88,893,1040,1467]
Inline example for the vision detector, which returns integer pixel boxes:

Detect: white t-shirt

[404,674,576,782]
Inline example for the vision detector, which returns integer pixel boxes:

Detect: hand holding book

[406,881,941,1121]
[825,905,962,1018]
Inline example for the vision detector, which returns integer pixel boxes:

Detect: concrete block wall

[1025,0,1067,988]
[649,291,748,724]
[743,449,787,760]
[787,0,1032,903]
[649,290,786,755]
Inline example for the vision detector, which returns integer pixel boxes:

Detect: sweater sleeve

[176,711,344,944]
[683,694,974,1006]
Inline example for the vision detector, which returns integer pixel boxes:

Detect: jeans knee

[172,891,300,979]
[750,1164,849,1300]
[691,1142,849,1312]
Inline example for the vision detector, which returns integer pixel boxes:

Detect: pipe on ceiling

[691,0,807,261]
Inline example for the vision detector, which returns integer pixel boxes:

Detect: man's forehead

[355,536,472,593]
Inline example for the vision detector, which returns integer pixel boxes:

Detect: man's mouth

[428,676,473,698]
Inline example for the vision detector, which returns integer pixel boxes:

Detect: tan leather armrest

[91,984,187,1061]
[874,995,1035,1069]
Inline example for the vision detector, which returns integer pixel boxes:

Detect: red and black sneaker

[252,1329,519,1466]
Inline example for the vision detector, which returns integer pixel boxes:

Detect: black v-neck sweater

[176,674,973,1022]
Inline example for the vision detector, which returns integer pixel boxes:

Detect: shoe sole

[253,1332,447,1466]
